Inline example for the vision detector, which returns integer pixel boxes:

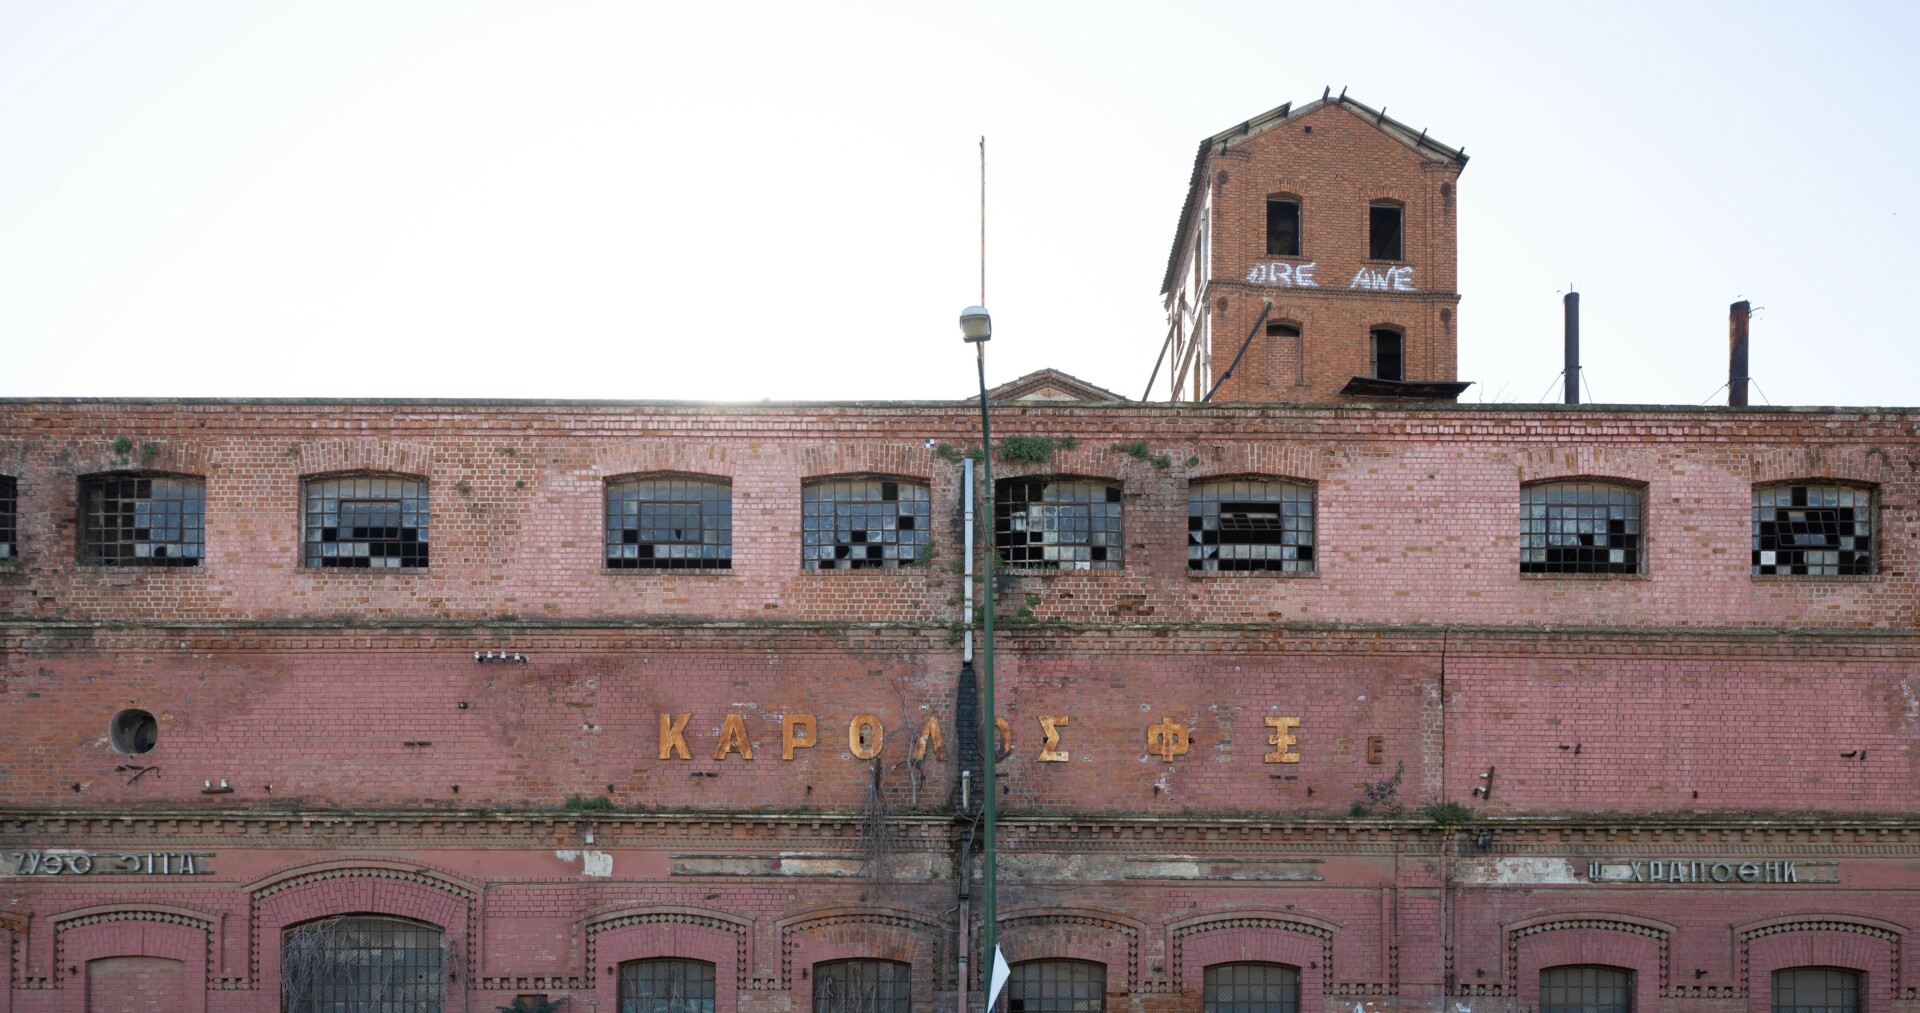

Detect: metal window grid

[0,476,15,560]
[1006,959,1106,1012]
[1772,968,1859,1013]
[607,478,732,570]
[81,475,204,566]
[1204,962,1300,1013]
[811,959,911,1013]
[1540,966,1632,1013]
[620,958,717,1013]
[1521,482,1643,574]
[305,477,429,568]
[1190,479,1314,573]
[282,916,444,1013]
[1753,484,1872,575]
[996,479,1123,570]
[802,480,930,570]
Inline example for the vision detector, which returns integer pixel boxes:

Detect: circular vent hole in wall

[111,709,158,754]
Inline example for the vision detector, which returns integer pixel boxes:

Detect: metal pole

[1562,291,1581,405]
[976,341,998,1011]
[1729,300,1750,407]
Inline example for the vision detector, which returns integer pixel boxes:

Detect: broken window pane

[0,476,14,560]
[80,474,204,566]
[996,478,1123,570]
[1369,203,1403,260]
[606,477,731,570]
[1370,329,1404,381]
[1520,482,1642,575]
[304,475,428,568]
[280,915,444,1012]
[621,958,717,1012]
[1753,483,1872,575]
[1190,479,1314,573]
[1006,960,1106,1013]
[813,959,911,1013]
[802,478,931,570]
[1541,967,1632,1013]
[1204,962,1300,1013]
[1265,198,1301,257]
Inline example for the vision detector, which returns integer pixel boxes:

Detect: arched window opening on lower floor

[1205,961,1300,1013]
[1007,958,1106,1012]
[1774,967,1861,1013]
[281,914,444,1013]
[812,958,910,1013]
[1540,965,1633,1013]
[620,958,716,1013]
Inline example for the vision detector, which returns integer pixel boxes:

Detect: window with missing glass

[620,958,716,1013]
[304,476,429,568]
[1205,962,1300,1013]
[1773,968,1859,1013]
[996,478,1123,570]
[1521,481,1643,575]
[1370,328,1404,381]
[1266,197,1301,257]
[0,476,15,560]
[1369,202,1403,260]
[607,477,731,570]
[1189,479,1314,573]
[280,915,444,1013]
[812,959,910,1013]
[1753,484,1872,575]
[1006,959,1105,1012]
[80,473,204,566]
[802,478,930,570]
[1541,966,1632,1013]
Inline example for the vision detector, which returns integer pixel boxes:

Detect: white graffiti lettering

[1245,262,1318,287]
[1349,266,1417,292]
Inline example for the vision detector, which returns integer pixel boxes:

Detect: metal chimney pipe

[1729,300,1751,407]
[1563,291,1581,405]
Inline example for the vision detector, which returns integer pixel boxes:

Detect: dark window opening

[1265,199,1301,257]
[1773,968,1859,1013]
[803,479,931,570]
[1541,966,1632,1013]
[1204,962,1300,1013]
[607,477,732,570]
[0,475,15,560]
[620,958,717,1013]
[812,959,910,1013]
[1190,480,1314,573]
[996,479,1123,570]
[305,477,428,568]
[1370,329,1404,381]
[80,474,204,566]
[1753,484,1872,575]
[281,915,444,1013]
[1521,482,1642,574]
[1007,960,1106,1013]
[111,709,158,754]
[1369,203,1403,260]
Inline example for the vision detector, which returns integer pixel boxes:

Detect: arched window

[1541,965,1632,1013]
[802,478,931,569]
[996,478,1123,570]
[1753,483,1873,575]
[811,958,910,1013]
[1006,959,1105,1012]
[1369,328,1404,382]
[619,957,716,1013]
[80,473,204,566]
[1773,967,1859,1013]
[1368,201,1403,260]
[1266,197,1301,257]
[303,475,429,568]
[280,915,443,1013]
[1189,479,1314,573]
[606,476,732,570]
[1521,481,1643,575]
[1205,962,1299,1013]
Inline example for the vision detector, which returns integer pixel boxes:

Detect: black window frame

[995,477,1124,571]
[1368,202,1404,260]
[606,475,733,571]
[1204,961,1301,1013]
[1752,482,1873,576]
[1370,328,1404,382]
[1540,965,1633,1013]
[811,958,911,1013]
[302,474,430,569]
[1189,477,1316,574]
[78,472,205,567]
[619,957,717,1013]
[0,475,15,561]
[801,476,932,570]
[1520,480,1645,576]
[1265,197,1302,257]
[1006,959,1106,1013]
[280,914,445,1013]
[1772,967,1860,1013]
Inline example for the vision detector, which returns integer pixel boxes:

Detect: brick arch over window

[1750,448,1892,487]
[1167,910,1338,999]
[1738,916,1903,1013]
[246,859,476,995]
[777,906,947,993]
[49,904,215,1012]
[594,443,740,480]
[585,905,753,1008]
[293,440,434,479]
[998,907,1142,990]
[1505,913,1671,1010]
[799,443,939,480]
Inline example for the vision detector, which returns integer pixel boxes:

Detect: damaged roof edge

[1159,94,1468,296]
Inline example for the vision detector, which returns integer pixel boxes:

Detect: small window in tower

[1369,203,1403,260]
[0,475,16,560]
[1370,329,1404,381]
[1267,321,1302,387]
[1266,198,1301,257]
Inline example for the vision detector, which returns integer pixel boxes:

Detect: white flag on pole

[986,945,1011,1012]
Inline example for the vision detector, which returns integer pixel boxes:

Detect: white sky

[2,1,1916,406]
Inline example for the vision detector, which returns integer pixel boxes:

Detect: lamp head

[959,306,992,343]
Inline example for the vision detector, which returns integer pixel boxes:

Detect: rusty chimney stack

[1563,291,1580,405]
[1728,300,1751,407]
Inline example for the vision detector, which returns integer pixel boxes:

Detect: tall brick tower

[1157,92,1469,402]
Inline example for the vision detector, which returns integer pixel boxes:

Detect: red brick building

[2,96,1918,1013]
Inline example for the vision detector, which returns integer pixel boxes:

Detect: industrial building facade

[2,96,1919,1013]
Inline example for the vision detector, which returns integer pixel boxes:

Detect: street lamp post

[958,305,997,1011]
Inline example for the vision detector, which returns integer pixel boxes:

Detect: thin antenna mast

[979,136,986,305]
